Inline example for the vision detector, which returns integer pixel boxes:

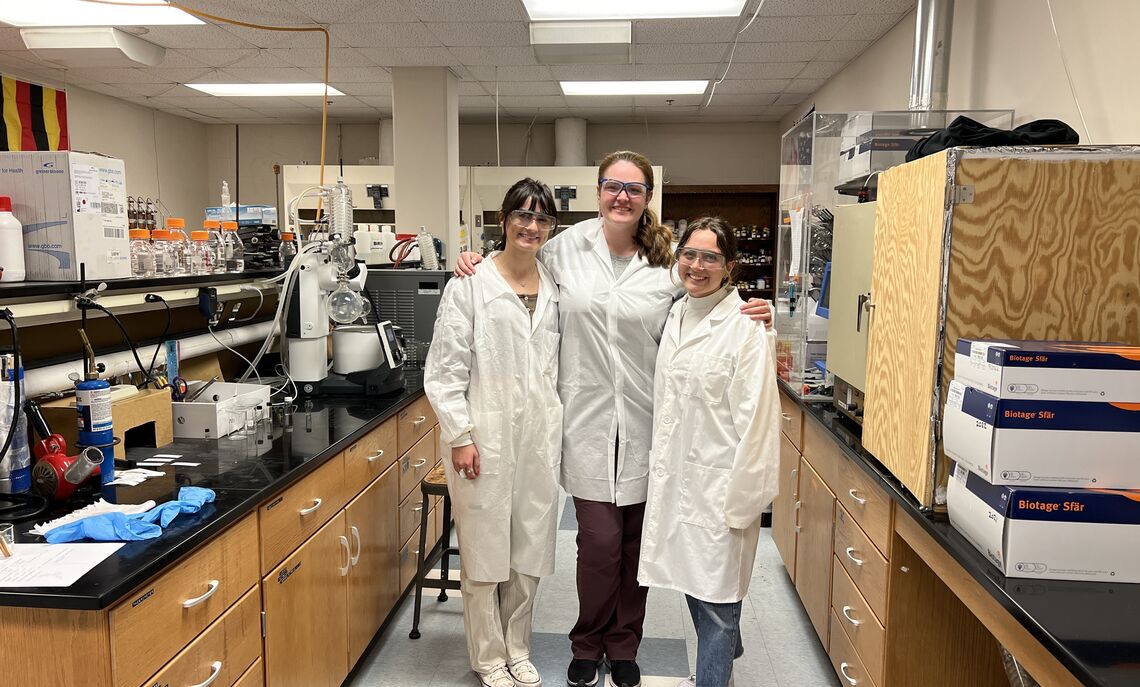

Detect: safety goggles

[508,209,556,232]
[675,247,727,268]
[598,178,652,199]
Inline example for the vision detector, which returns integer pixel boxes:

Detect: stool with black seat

[409,462,459,639]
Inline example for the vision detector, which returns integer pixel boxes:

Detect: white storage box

[0,151,130,281]
[944,380,1140,489]
[954,339,1140,402]
[171,382,271,439]
[947,462,1140,583]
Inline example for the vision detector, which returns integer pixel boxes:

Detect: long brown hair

[597,150,674,268]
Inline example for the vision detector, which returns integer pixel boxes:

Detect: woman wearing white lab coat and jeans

[639,218,781,687]
[425,179,564,687]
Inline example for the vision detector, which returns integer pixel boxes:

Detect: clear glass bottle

[164,218,188,276]
[129,228,154,278]
[279,231,298,267]
[189,231,214,275]
[150,230,170,276]
[222,220,245,273]
[203,220,227,274]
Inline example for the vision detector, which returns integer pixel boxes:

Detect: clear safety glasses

[508,209,556,232]
[675,247,727,268]
[598,178,652,199]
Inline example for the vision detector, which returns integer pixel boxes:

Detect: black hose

[78,300,156,387]
[0,308,22,465]
[144,294,171,386]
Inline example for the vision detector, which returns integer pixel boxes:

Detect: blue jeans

[685,596,744,687]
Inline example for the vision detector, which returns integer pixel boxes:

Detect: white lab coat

[638,289,782,603]
[539,218,683,506]
[424,258,563,583]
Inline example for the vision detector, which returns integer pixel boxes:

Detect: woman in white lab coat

[457,152,772,687]
[425,178,563,687]
[639,217,781,687]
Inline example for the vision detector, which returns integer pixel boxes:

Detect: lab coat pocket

[470,409,503,476]
[681,355,733,403]
[537,403,564,469]
[679,462,730,531]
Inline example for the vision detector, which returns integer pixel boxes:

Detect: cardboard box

[954,339,1140,402]
[41,388,173,460]
[0,151,130,280]
[944,380,1140,489]
[947,462,1140,583]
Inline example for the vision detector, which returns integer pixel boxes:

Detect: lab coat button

[655,466,666,477]
[663,416,672,425]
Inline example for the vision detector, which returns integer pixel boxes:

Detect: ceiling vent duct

[908,0,954,111]
[530,21,631,64]
[21,27,166,68]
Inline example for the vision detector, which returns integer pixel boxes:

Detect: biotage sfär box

[954,339,1140,402]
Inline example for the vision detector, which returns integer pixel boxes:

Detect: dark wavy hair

[495,177,557,251]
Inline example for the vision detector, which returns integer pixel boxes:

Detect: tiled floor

[347,494,838,687]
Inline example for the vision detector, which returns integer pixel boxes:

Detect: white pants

[461,569,541,675]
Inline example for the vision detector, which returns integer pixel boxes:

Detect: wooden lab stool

[409,463,459,639]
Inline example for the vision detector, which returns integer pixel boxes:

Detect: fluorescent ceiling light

[0,0,203,27]
[523,0,746,21]
[187,83,346,97]
[562,80,709,96]
[531,21,631,65]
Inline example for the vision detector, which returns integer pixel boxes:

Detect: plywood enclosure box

[862,146,1140,508]
[42,388,173,460]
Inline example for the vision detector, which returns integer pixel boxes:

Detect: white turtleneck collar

[679,286,730,340]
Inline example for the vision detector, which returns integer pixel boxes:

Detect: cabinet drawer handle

[190,660,223,687]
[840,662,858,685]
[781,413,792,423]
[842,605,863,627]
[413,504,424,513]
[413,458,428,468]
[339,535,351,577]
[298,498,323,516]
[412,415,427,427]
[848,489,868,506]
[182,580,220,609]
[845,547,865,566]
[793,501,802,533]
[367,449,385,463]
[350,526,362,566]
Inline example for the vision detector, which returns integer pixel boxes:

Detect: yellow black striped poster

[1,74,69,151]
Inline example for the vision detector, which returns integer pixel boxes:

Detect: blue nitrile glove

[44,513,162,543]
[134,487,216,527]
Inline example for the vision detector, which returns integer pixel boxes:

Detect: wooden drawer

[140,586,261,687]
[779,390,803,450]
[110,515,258,687]
[832,558,885,687]
[834,504,889,622]
[829,608,877,687]
[802,417,843,500]
[399,488,426,548]
[835,455,892,558]
[397,395,437,457]
[344,417,398,498]
[259,453,347,573]
[234,658,264,687]
[398,428,436,502]
[399,526,421,591]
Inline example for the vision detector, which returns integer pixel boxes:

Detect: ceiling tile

[697,105,769,117]
[0,50,40,68]
[459,95,496,106]
[337,82,393,96]
[458,81,488,95]
[633,18,738,44]
[764,104,797,115]
[633,94,703,107]
[449,46,537,66]
[176,0,312,24]
[117,82,183,97]
[284,0,376,22]
[68,67,215,84]
[356,95,393,107]
[129,24,254,49]
[839,12,906,41]
[338,0,424,22]
[774,92,809,105]
[0,28,27,51]
[270,47,378,68]
[723,61,806,79]
[706,93,781,107]
[426,22,530,47]
[464,65,553,82]
[480,81,560,96]
[149,95,236,109]
[360,47,460,67]
[795,60,847,79]
[169,48,260,68]
[737,15,852,42]
[497,95,567,108]
[634,63,720,80]
[635,105,702,115]
[550,64,637,80]
[225,49,298,70]
[730,42,823,62]
[816,40,872,61]
[150,50,206,69]
[330,22,441,49]
[862,0,918,13]
[218,67,315,82]
[403,0,528,22]
[214,25,334,50]
[712,79,791,94]
[784,78,826,94]
[757,0,861,16]
[301,66,391,83]
[633,43,728,64]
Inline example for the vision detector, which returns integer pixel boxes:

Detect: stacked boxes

[945,339,1140,582]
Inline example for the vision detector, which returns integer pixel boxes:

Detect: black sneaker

[605,660,641,687]
[567,658,600,687]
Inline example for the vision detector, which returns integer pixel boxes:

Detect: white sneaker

[508,658,543,686]
[481,665,517,687]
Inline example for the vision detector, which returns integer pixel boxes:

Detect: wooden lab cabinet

[863,148,1140,507]
[771,433,800,583]
[793,459,836,648]
[345,463,402,667]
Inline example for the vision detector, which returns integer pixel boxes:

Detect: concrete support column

[379,118,394,165]
[392,68,460,263]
